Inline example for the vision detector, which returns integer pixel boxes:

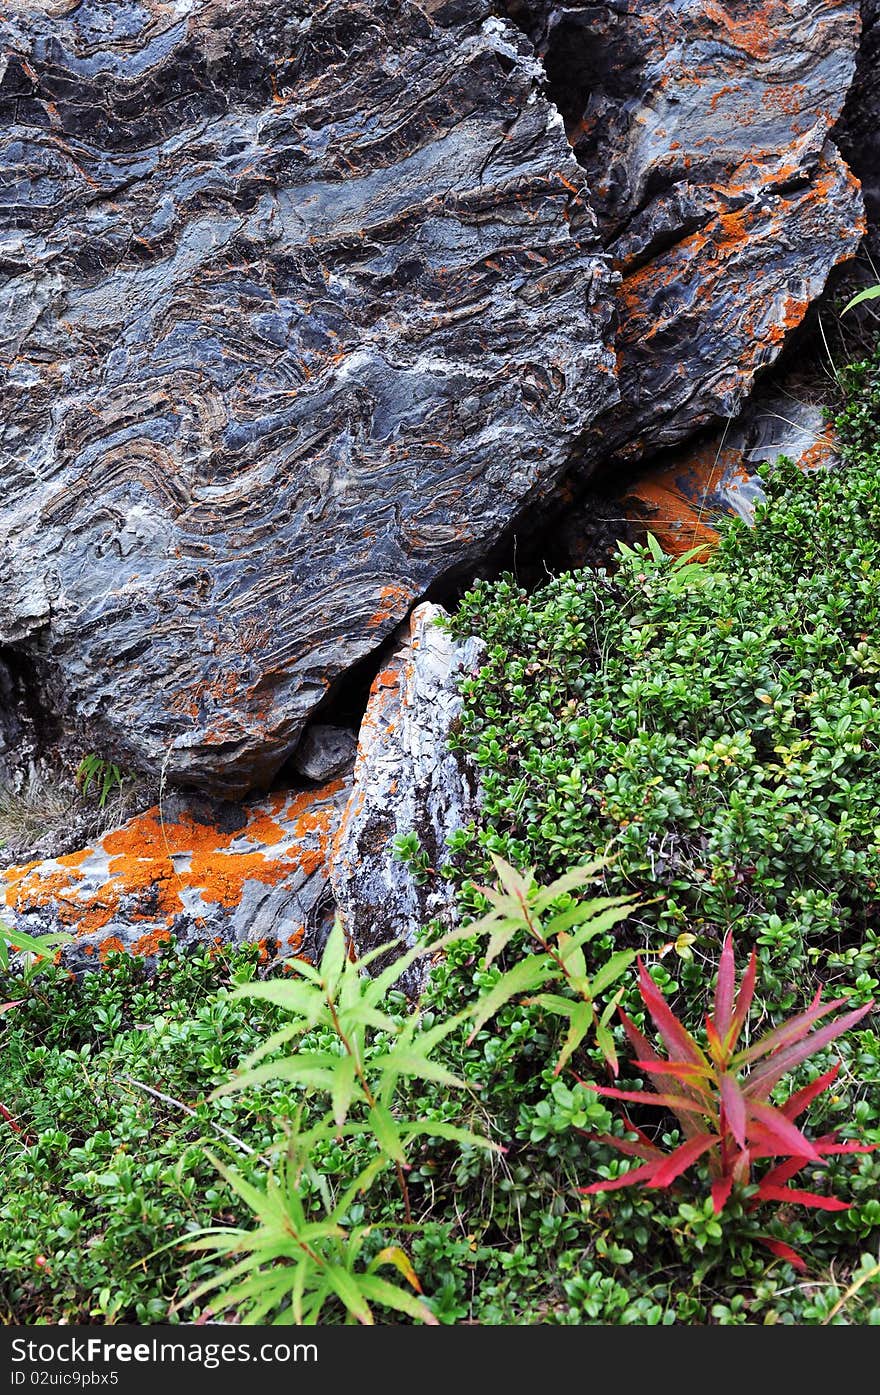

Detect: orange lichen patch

[367,582,412,630]
[130,927,172,958]
[189,849,296,908]
[622,467,722,557]
[56,848,95,870]
[2,781,346,958]
[98,936,126,964]
[3,863,85,914]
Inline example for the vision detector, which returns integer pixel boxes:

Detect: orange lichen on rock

[367,582,412,630]
[1,780,349,967]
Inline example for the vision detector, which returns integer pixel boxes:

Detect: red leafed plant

[580,934,875,1270]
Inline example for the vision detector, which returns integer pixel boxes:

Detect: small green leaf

[842,283,880,314]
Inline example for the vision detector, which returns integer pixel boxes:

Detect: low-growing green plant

[392,831,434,886]
[76,754,129,810]
[462,853,637,1073]
[580,933,875,1268]
[0,945,305,1323]
[179,921,500,1324]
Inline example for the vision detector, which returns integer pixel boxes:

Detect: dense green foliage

[0,946,295,1323]
[3,347,880,1325]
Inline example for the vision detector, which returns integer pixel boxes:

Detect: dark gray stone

[0,0,618,798]
[293,724,357,782]
[516,1,865,460]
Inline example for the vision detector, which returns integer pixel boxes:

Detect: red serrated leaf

[711,1174,734,1214]
[587,1132,664,1162]
[757,1155,810,1191]
[705,1016,731,1069]
[755,1184,850,1212]
[712,931,736,1041]
[738,992,853,1069]
[815,1141,878,1157]
[727,948,757,1052]
[720,1073,747,1149]
[638,960,708,1068]
[745,1001,874,1097]
[647,1133,718,1188]
[759,1237,808,1272]
[630,1057,711,1078]
[746,1100,821,1160]
[584,1082,708,1115]
[580,1160,662,1194]
[780,1064,840,1121]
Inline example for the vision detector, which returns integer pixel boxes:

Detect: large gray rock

[516,0,865,459]
[330,603,484,964]
[0,0,617,798]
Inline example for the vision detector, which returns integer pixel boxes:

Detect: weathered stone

[0,0,617,798]
[519,1,865,459]
[331,603,483,967]
[620,395,838,556]
[2,782,349,974]
[292,724,357,783]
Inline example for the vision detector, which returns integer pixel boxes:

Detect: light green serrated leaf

[367,1103,407,1165]
[590,948,636,997]
[843,283,880,314]
[323,1264,374,1325]
[376,1047,466,1088]
[400,1120,501,1152]
[331,1053,358,1127]
[358,1274,438,1324]
[467,955,554,1041]
[595,1020,619,1074]
[599,985,626,1027]
[211,1054,341,1098]
[553,999,594,1075]
[551,900,635,948]
[531,860,608,909]
[530,991,578,1018]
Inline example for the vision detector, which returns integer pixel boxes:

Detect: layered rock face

[524,0,865,458]
[0,0,617,797]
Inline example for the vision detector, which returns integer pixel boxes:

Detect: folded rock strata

[522,0,865,458]
[2,781,349,974]
[0,0,617,797]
